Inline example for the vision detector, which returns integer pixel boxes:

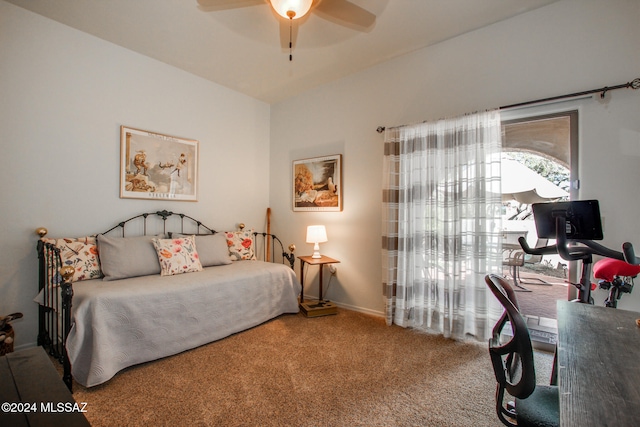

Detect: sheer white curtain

[382,110,503,341]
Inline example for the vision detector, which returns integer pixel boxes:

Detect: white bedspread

[66,261,300,387]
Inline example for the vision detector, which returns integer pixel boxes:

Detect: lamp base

[311,242,321,258]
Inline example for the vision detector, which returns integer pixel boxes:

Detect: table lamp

[306,225,328,259]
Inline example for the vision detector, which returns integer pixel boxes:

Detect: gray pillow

[97,234,163,281]
[172,233,232,267]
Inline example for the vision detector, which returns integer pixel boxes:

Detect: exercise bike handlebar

[573,239,626,261]
[517,237,557,256]
[623,242,640,265]
[518,236,628,261]
[517,215,630,262]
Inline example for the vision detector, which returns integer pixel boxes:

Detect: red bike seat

[593,258,640,282]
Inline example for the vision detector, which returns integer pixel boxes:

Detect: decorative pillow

[224,229,256,261]
[152,236,203,276]
[97,234,164,281]
[172,233,232,267]
[41,236,101,282]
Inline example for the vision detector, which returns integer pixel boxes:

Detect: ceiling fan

[197,0,376,60]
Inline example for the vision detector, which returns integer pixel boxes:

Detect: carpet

[67,309,553,426]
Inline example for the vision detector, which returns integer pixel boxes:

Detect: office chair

[485,274,559,427]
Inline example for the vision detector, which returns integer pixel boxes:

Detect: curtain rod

[376,77,640,133]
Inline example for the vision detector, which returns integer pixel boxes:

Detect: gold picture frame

[293,154,342,211]
[120,126,199,201]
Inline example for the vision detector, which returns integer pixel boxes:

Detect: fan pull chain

[289,18,293,61]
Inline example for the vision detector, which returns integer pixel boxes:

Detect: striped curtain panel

[382,110,503,341]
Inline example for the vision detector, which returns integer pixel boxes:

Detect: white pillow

[172,233,232,267]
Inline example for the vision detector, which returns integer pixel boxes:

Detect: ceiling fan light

[270,0,313,20]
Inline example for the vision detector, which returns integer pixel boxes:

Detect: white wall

[0,1,271,348]
[2,0,639,350]
[270,0,640,314]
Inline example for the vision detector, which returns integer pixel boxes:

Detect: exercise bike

[518,200,640,307]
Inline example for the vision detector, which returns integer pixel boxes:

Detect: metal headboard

[100,209,215,237]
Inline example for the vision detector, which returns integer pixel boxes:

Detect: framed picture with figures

[292,154,342,211]
[120,126,199,201]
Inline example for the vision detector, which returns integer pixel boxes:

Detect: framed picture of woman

[293,154,342,212]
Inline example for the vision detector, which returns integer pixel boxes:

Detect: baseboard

[331,305,557,353]
[13,343,35,353]
[301,296,385,318]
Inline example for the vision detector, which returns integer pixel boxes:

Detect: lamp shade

[306,225,328,244]
[270,0,313,19]
[306,225,327,259]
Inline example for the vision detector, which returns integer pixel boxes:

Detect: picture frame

[120,126,199,201]
[293,154,342,211]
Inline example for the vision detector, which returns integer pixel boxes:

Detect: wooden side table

[298,255,340,317]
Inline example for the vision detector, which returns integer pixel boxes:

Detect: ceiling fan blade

[197,0,264,12]
[314,0,376,31]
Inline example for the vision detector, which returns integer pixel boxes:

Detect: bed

[36,210,300,390]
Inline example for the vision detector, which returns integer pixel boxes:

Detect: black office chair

[485,274,559,427]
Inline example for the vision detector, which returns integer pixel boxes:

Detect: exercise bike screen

[532,200,604,240]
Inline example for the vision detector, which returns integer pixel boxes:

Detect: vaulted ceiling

[5,0,559,104]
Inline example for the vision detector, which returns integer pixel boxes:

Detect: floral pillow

[152,236,203,276]
[224,229,256,261]
[41,236,101,283]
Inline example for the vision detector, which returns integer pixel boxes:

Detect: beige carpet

[67,308,553,426]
